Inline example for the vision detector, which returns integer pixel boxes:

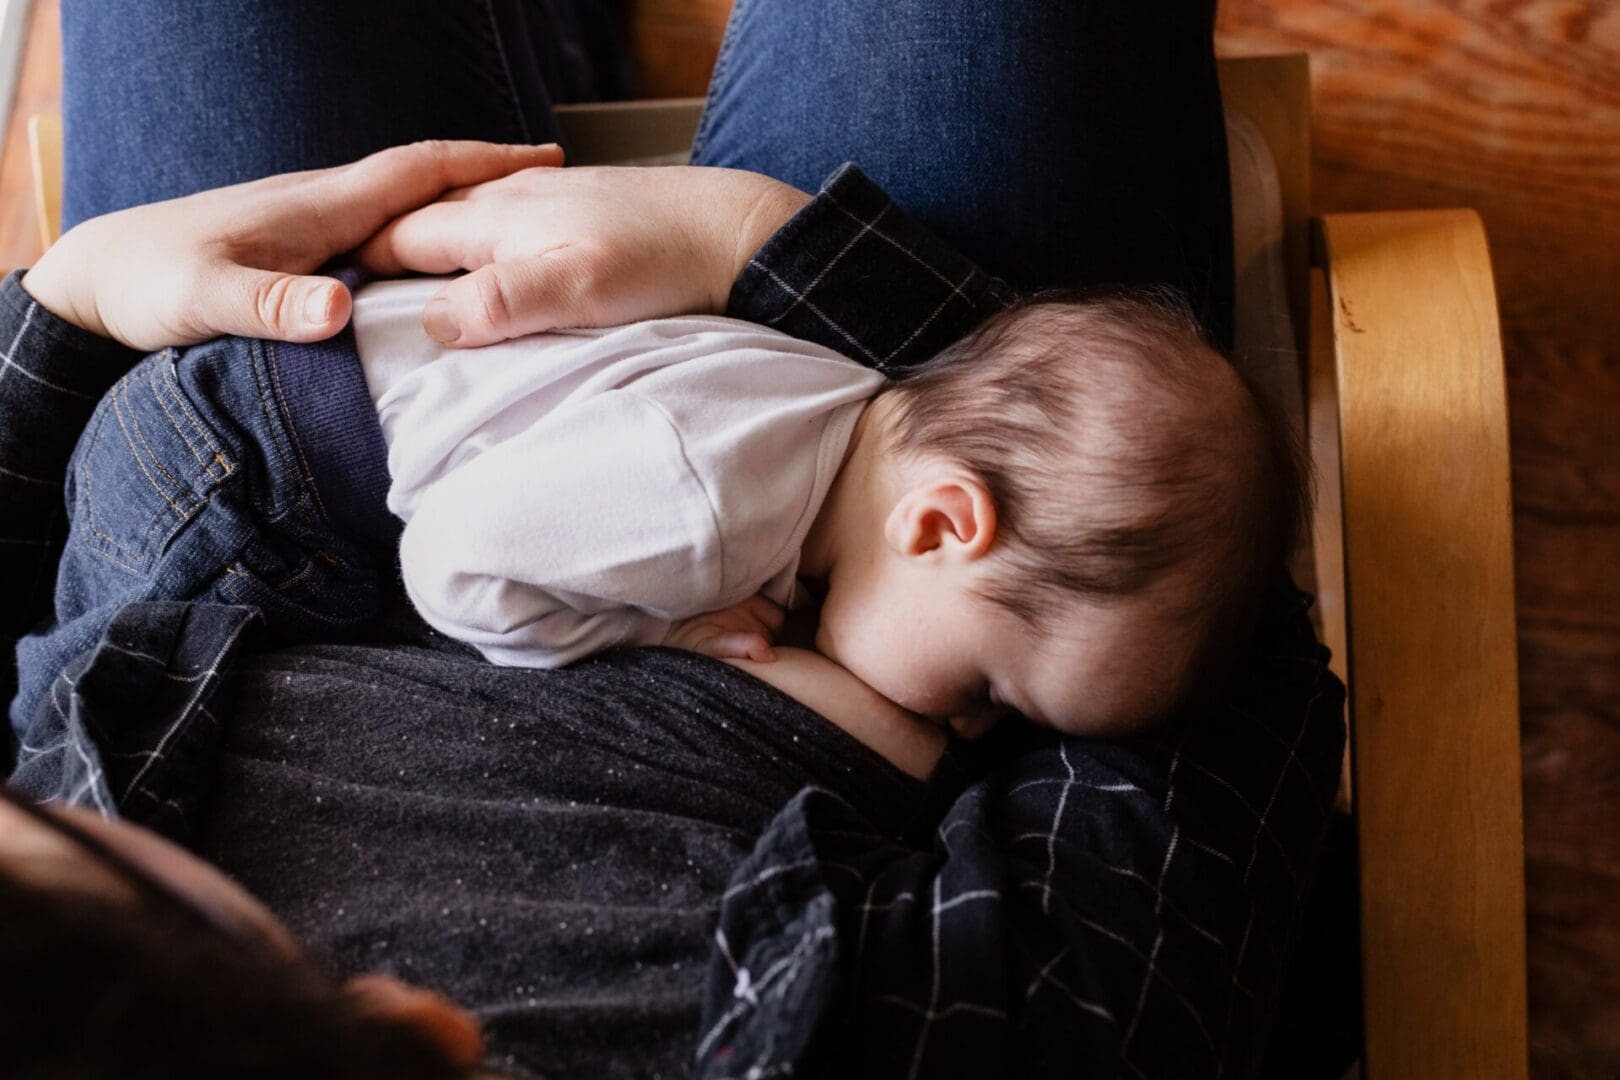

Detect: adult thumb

[208,268,352,342]
[422,253,591,347]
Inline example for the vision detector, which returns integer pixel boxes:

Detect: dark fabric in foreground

[200,615,951,1080]
[4,167,1345,1078]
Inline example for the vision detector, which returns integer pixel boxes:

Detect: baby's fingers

[739,594,787,634]
[701,631,776,664]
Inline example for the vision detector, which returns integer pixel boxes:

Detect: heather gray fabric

[195,614,951,1079]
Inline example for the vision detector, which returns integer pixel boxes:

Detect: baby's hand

[665,595,785,663]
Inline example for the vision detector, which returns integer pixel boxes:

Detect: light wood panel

[1216,53,1312,354]
[25,109,56,246]
[1218,9,1620,1076]
[0,0,52,270]
[1319,208,1527,1079]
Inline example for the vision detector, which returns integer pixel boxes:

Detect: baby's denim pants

[11,331,395,734]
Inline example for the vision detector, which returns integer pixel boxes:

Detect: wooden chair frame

[22,51,1527,1080]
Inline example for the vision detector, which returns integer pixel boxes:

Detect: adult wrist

[721,172,811,309]
[19,228,105,340]
[0,269,142,375]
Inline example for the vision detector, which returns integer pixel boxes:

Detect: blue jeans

[11,338,389,733]
[61,0,631,228]
[62,0,1231,344]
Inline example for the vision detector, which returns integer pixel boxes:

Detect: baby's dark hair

[881,285,1309,706]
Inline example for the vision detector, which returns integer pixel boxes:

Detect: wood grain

[1218,9,1620,1076]
[26,111,57,246]
[0,0,53,271]
[1319,208,1527,1079]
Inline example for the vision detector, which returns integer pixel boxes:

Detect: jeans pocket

[215,535,383,640]
[69,351,236,575]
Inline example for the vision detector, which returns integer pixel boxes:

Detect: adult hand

[21,140,565,351]
[355,164,811,347]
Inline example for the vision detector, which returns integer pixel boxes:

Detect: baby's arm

[726,648,947,780]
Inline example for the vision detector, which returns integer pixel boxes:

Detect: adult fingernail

[424,298,461,343]
[304,286,335,326]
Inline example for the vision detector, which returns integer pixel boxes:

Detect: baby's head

[811,288,1307,738]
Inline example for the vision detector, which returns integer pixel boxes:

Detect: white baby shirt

[351,276,887,667]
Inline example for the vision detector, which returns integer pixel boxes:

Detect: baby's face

[815,552,1184,739]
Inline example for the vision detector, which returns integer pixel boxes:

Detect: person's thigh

[60,0,628,228]
[691,0,1235,347]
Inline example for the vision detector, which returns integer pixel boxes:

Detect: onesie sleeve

[397,390,722,667]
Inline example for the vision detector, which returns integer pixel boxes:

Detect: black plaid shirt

[1,164,1344,1079]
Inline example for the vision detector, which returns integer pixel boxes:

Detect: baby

[20,278,1302,743]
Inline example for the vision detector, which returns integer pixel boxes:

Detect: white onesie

[350,277,887,667]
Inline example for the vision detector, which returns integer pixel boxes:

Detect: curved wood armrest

[1315,210,1527,1078]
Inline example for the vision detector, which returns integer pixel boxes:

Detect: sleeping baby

[18,276,1302,748]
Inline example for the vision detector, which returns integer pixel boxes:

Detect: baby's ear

[885,473,997,562]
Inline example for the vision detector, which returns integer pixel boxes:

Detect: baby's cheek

[817,605,956,718]
[864,658,961,720]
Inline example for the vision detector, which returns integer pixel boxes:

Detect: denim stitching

[261,340,332,526]
[75,385,160,571]
[156,351,233,481]
[223,561,361,626]
[247,341,297,479]
[111,377,195,519]
[248,340,318,527]
[688,0,751,163]
[146,357,219,483]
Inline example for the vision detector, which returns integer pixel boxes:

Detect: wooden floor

[3,1,1615,1075]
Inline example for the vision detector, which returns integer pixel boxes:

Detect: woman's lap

[691,0,1234,345]
[59,0,628,228]
[62,0,1231,344]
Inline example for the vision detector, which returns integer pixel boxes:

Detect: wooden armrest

[28,112,61,249]
[1315,210,1527,1078]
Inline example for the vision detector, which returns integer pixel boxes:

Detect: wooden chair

[24,51,1527,1080]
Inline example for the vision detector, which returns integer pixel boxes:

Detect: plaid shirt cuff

[1,270,139,708]
[0,270,142,385]
[726,164,1016,374]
